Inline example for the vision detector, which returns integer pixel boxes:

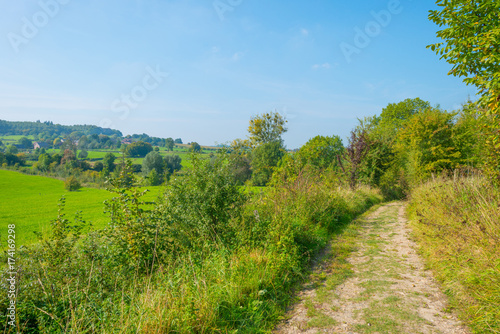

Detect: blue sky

[0,0,476,149]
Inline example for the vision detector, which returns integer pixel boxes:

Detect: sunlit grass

[0,170,163,246]
[407,176,500,333]
[0,135,34,142]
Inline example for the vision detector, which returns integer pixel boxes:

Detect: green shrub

[147,169,161,186]
[251,141,285,186]
[157,153,246,255]
[64,175,81,191]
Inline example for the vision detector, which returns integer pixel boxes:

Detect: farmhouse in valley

[33,142,50,150]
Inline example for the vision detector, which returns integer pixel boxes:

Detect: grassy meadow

[0,170,162,246]
[0,135,34,145]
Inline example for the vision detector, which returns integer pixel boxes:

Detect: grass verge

[407,176,500,333]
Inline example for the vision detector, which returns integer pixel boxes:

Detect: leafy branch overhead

[428,0,500,111]
[428,0,500,181]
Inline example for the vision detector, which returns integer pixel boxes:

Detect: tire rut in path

[274,202,470,334]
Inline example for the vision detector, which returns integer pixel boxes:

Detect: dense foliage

[142,152,182,185]
[428,0,500,181]
[428,1,500,110]
[295,135,344,171]
[189,142,202,153]
[352,98,489,198]
[0,152,382,332]
[0,120,122,138]
[251,141,285,186]
[64,176,81,191]
[124,141,154,157]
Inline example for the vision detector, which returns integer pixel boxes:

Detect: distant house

[33,142,50,149]
[121,139,133,145]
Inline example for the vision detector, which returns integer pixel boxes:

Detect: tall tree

[228,154,252,185]
[6,145,18,155]
[61,149,76,165]
[428,0,500,179]
[394,108,460,185]
[102,153,116,172]
[338,130,370,190]
[125,141,153,157]
[142,151,165,176]
[164,155,182,174]
[189,142,202,153]
[37,153,52,171]
[377,98,431,136]
[78,150,89,160]
[245,112,288,185]
[251,141,285,186]
[165,137,175,151]
[355,98,431,189]
[60,139,77,155]
[18,137,32,149]
[297,135,344,171]
[248,111,287,147]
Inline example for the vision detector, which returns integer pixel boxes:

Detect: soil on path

[275,202,470,334]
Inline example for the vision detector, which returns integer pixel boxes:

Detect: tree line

[0,120,122,138]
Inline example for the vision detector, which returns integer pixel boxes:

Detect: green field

[82,150,121,160]
[46,149,122,160]
[0,135,34,146]
[43,147,196,168]
[0,170,163,246]
[0,135,35,141]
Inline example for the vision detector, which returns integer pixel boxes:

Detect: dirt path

[275,202,470,334]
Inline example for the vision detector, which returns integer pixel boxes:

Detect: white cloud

[312,63,332,70]
[232,52,244,61]
[301,28,309,36]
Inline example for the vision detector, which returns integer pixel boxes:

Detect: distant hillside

[0,120,194,149]
[0,120,122,138]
